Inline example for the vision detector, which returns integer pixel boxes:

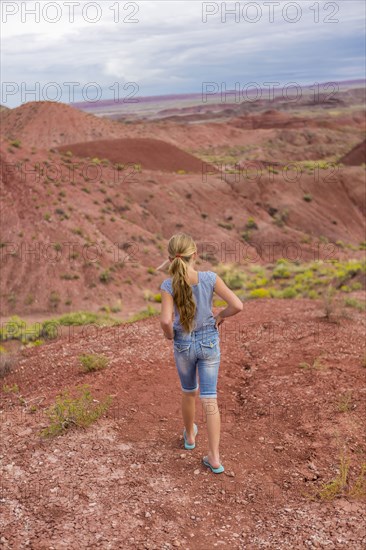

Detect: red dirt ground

[1,298,365,549]
[56,139,211,174]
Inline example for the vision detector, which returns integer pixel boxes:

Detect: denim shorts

[172,324,220,399]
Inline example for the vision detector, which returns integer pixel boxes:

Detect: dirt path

[1,299,365,549]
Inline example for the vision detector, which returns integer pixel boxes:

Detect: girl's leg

[201,397,221,468]
[182,390,197,444]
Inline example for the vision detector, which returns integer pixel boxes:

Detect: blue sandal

[183,423,198,449]
[202,456,225,474]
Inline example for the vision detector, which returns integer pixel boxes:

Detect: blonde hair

[166,233,197,334]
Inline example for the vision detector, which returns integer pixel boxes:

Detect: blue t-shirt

[159,270,217,331]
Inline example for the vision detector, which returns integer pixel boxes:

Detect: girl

[157,233,243,474]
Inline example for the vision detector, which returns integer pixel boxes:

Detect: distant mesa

[56,138,212,173]
[339,140,366,166]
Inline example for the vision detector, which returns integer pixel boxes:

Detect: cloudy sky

[1,0,365,107]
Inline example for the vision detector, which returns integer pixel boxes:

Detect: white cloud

[0,1,365,106]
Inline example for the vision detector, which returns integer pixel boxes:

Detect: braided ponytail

[167,233,197,334]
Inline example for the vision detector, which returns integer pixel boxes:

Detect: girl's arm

[160,290,174,339]
[213,275,243,327]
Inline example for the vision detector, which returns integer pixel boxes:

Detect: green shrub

[249,288,270,299]
[25,294,34,305]
[340,285,351,293]
[281,287,297,299]
[221,270,246,290]
[300,234,312,243]
[273,208,289,227]
[312,451,350,500]
[79,353,109,373]
[350,282,362,291]
[60,273,79,280]
[241,230,251,242]
[213,299,227,307]
[0,316,29,342]
[55,311,117,326]
[126,305,158,323]
[245,217,258,229]
[9,139,21,148]
[99,269,112,283]
[218,222,234,230]
[49,291,60,309]
[303,194,313,202]
[0,354,16,378]
[272,263,291,279]
[27,339,44,347]
[2,383,19,393]
[344,298,365,311]
[41,385,112,437]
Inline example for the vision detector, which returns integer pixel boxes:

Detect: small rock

[145,512,151,518]
[194,469,200,475]
[274,446,284,452]
[173,541,181,548]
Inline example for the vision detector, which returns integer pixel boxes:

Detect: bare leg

[201,398,221,468]
[182,390,197,444]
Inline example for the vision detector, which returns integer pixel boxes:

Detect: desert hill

[340,140,366,166]
[2,100,364,157]
[0,101,123,148]
[56,138,211,174]
[0,97,365,318]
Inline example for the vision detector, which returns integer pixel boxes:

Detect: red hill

[340,140,366,166]
[56,138,208,173]
[0,101,123,148]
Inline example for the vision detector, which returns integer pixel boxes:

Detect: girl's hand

[214,313,225,329]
